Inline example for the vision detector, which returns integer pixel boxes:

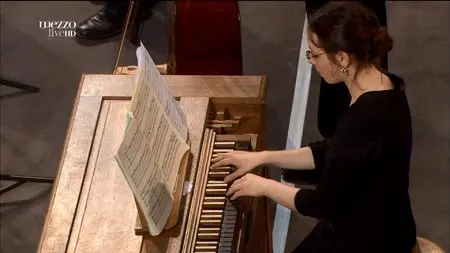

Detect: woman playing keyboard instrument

[211,2,417,253]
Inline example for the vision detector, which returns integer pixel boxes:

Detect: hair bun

[376,27,393,55]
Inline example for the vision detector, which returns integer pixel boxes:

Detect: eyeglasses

[306,49,325,60]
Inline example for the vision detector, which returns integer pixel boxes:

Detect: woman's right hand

[210,150,266,183]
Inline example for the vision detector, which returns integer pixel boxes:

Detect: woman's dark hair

[308,1,393,72]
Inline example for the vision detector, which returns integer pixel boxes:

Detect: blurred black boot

[76,2,129,40]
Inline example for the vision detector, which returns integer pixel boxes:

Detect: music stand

[0,78,54,195]
[1,78,40,93]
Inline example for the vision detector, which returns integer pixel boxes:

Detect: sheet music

[116,87,189,236]
[132,42,188,140]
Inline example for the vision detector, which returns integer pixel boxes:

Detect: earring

[341,68,349,77]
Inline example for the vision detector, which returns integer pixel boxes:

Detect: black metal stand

[0,175,54,194]
[0,78,53,195]
[0,78,40,93]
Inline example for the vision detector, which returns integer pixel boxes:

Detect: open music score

[115,44,189,236]
[135,42,188,140]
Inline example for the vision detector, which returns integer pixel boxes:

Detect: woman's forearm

[263,179,299,211]
[261,147,315,170]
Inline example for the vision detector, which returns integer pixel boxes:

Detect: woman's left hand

[226,173,269,200]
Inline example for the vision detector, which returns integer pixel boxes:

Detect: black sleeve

[294,107,383,221]
[309,139,331,174]
[282,139,330,184]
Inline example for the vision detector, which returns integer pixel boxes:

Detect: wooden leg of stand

[113,1,135,74]
[129,0,143,46]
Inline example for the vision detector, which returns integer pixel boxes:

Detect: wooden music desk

[37,74,268,253]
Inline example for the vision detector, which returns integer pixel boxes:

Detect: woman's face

[306,32,347,84]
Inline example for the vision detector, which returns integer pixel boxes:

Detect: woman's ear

[334,51,350,69]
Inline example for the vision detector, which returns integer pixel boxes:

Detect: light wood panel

[37,96,103,253]
[66,99,111,253]
[71,101,141,253]
[80,74,266,100]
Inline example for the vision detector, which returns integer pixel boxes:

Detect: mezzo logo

[39,21,77,37]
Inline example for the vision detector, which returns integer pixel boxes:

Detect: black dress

[292,73,417,253]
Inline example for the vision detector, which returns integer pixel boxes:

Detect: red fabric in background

[174,0,243,75]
